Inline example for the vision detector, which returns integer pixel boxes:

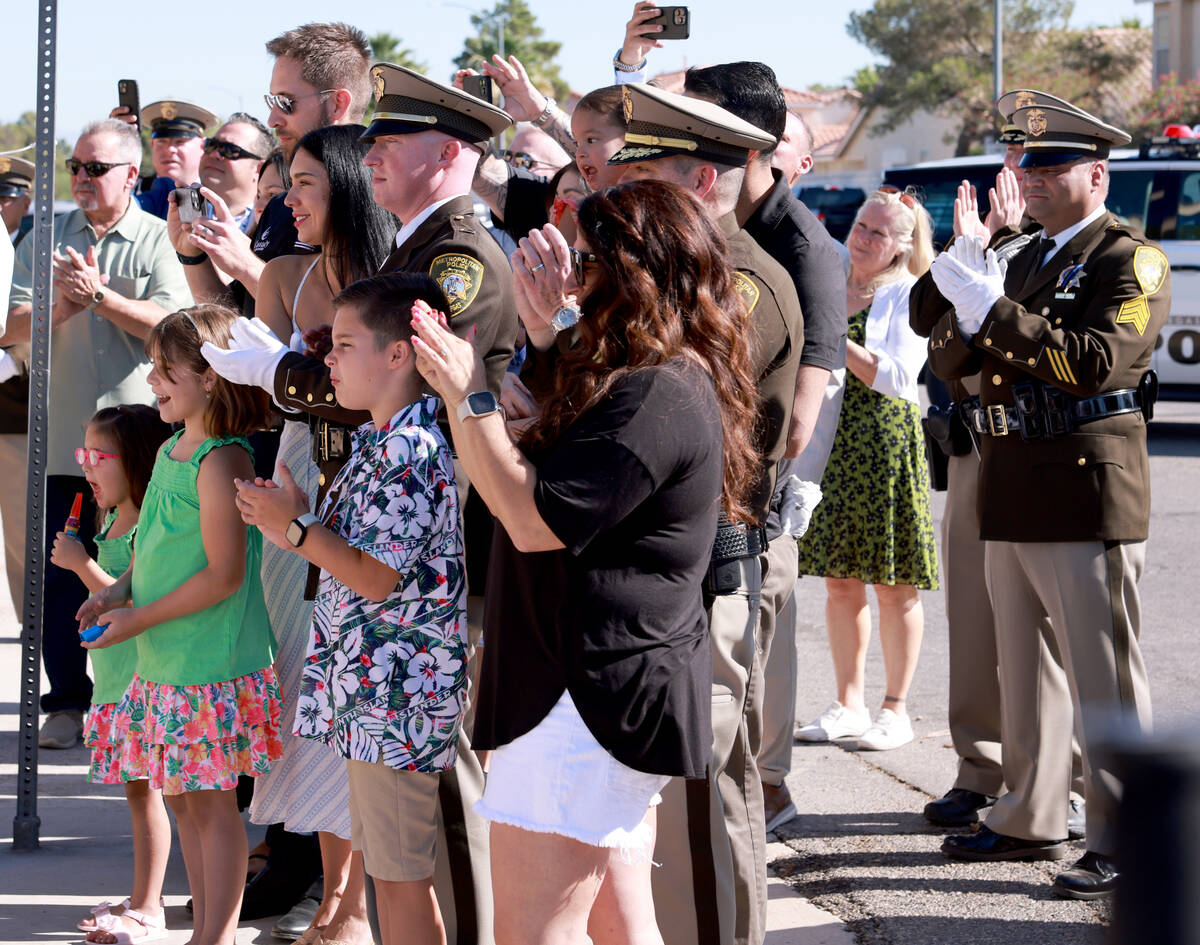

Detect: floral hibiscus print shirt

[294,396,467,771]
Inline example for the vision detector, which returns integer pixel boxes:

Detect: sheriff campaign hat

[607,82,776,166]
[1013,102,1132,167]
[362,63,513,145]
[141,100,217,139]
[0,156,35,198]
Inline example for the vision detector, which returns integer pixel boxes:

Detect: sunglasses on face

[66,159,131,178]
[203,137,265,162]
[569,247,597,284]
[877,185,917,209]
[263,89,338,116]
[503,150,548,171]
[75,447,119,467]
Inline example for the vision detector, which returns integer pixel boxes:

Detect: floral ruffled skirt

[83,703,140,784]
[111,667,284,795]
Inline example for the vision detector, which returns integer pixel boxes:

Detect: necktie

[1034,237,1055,270]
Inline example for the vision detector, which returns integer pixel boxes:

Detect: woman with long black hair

[249,123,398,945]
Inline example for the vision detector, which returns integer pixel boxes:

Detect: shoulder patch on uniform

[429,253,484,317]
[1133,245,1167,297]
[731,271,760,316]
[1116,295,1151,335]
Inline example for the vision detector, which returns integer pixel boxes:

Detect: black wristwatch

[285,512,320,548]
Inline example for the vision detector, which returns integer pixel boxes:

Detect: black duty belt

[962,372,1156,441]
[710,519,767,563]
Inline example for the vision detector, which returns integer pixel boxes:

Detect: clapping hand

[952,180,990,243]
[410,300,485,413]
[234,465,310,550]
[930,238,1007,335]
[511,224,575,348]
[985,167,1025,234]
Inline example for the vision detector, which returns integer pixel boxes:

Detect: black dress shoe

[1067,798,1086,841]
[942,824,1069,862]
[240,865,322,921]
[924,788,997,827]
[1053,851,1118,900]
[271,892,321,940]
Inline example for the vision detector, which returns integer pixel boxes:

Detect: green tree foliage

[848,0,1150,155]
[0,111,74,199]
[1126,73,1200,141]
[453,0,569,100]
[369,32,427,74]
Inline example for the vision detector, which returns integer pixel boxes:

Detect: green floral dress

[796,307,939,589]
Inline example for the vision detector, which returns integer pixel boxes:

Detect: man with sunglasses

[3,117,191,751]
[926,96,1164,901]
[198,114,273,236]
[170,22,371,313]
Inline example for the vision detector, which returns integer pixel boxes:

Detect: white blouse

[861,273,926,405]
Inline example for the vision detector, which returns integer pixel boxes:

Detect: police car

[882,130,1200,400]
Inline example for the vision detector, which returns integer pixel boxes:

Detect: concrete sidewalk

[0,622,852,945]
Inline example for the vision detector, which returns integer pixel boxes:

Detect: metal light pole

[14,0,58,852]
[994,0,1004,102]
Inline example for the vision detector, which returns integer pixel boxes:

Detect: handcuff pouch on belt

[312,417,352,465]
[703,513,766,596]
[923,402,973,458]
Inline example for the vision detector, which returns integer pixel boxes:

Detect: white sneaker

[856,709,914,751]
[794,701,871,742]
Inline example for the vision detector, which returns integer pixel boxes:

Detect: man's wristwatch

[90,287,105,307]
[532,97,557,127]
[457,391,502,422]
[285,512,320,548]
[551,305,581,336]
[613,50,646,73]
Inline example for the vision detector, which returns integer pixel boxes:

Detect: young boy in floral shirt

[234,272,465,945]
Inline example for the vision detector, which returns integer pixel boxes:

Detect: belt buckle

[317,422,330,463]
[987,404,1009,436]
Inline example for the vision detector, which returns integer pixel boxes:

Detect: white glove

[946,234,989,273]
[0,351,18,385]
[200,317,288,392]
[778,476,823,539]
[930,248,1007,338]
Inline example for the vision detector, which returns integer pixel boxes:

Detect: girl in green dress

[795,188,940,752]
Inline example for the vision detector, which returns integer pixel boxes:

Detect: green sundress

[796,307,939,589]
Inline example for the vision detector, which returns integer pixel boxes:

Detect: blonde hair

[851,187,935,291]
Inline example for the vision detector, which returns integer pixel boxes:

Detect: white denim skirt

[475,689,669,858]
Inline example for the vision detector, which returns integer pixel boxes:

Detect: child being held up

[233,272,467,945]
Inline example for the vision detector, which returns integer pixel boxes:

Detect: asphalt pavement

[2,403,1198,945]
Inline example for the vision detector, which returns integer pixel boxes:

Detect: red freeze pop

[64,492,83,539]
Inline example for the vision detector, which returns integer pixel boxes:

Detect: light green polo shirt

[6,198,192,475]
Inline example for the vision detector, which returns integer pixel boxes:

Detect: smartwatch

[456,391,502,422]
[285,512,320,548]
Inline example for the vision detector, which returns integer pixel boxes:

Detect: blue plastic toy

[79,624,109,643]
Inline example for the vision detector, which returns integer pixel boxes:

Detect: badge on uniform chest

[1053,264,1085,300]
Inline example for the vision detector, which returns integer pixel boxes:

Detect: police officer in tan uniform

[203,63,517,945]
[927,98,1165,900]
[912,91,1085,835]
[608,83,804,945]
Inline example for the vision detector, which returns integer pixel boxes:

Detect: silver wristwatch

[551,305,580,336]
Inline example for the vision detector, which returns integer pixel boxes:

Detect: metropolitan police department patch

[429,253,484,316]
[731,272,760,316]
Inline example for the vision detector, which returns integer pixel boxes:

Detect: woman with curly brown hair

[411,179,759,945]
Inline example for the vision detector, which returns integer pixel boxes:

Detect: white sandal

[77,899,130,933]
[83,907,168,944]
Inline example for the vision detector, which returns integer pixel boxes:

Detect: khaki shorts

[346,758,440,882]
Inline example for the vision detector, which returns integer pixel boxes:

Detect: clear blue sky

[0,0,1148,143]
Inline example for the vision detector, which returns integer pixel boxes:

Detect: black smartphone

[463,74,497,106]
[647,6,690,40]
[118,79,140,132]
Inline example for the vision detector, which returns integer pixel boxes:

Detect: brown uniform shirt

[926,212,1169,543]
[720,214,805,523]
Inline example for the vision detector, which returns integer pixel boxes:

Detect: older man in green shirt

[4,117,191,748]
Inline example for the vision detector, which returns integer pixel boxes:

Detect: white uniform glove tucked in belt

[200,317,288,393]
[930,236,1008,338]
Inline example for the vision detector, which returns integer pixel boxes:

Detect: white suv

[883,143,1200,400]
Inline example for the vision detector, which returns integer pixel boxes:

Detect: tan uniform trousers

[983,539,1151,856]
[755,535,801,786]
[0,433,27,615]
[654,553,764,945]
